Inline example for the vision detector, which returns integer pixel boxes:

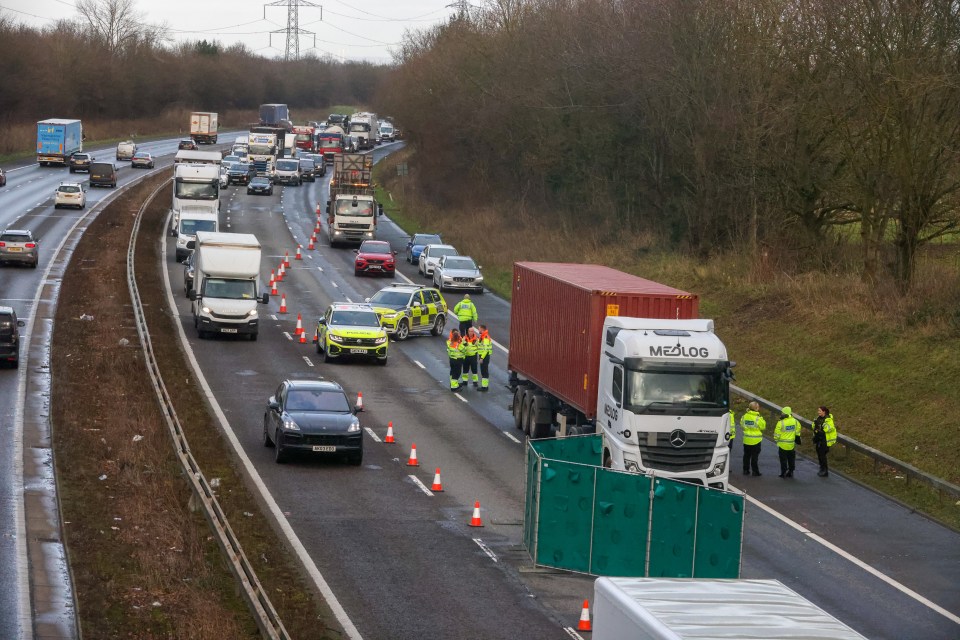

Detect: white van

[273,158,302,186]
[176,209,219,262]
[116,140,137,161]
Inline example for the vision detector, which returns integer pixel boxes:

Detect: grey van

[90,162,118,188]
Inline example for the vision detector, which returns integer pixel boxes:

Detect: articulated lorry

[190,111,219,144]
[247,132,278,176]
[325,153,381,246]
[292,125,316,153]
[592,577,867,640]
[508,262,734,489]
[37,119,83,166]
[348,112,379,150]
[258,103,290,127]
[189,232,269,340]
[318,125,345,165]
[169,162,221,252]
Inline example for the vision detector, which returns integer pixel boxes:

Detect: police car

[365,283,448,341]
[314,302,388,364]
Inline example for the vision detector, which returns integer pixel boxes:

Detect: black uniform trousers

[742,443,761,475]
[816,442,829,474]
[778,447,796,476]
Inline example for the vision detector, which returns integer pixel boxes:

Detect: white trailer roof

[594,578,868,640]
[174,150,222,164]
[196,232,261,279]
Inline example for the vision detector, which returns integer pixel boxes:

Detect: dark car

[405,233,442,264]
[0,306,25,368]
[183,251,195,297]
[262,379,363,464]
[131,151,155,169]
[247,176,273,195]
[354,240,397,277]
[0,168,5,187]
[227,161,256,186]
[178,138,198,150]
[299,158,317,182]
[68,152,93,173]
[0,229,40,268]
[306,153,327,177]
[89,161,118,188]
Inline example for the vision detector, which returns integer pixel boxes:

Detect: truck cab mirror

[353,405,362,414]
[260,293,269,305]
[189,290,198,301]
[325,204,330,214]
[186,240,195,250]
[377,204,384,217]
[17,320,26,328]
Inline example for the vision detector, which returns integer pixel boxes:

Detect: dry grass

[51,174,344,637]
[376,147,960,529]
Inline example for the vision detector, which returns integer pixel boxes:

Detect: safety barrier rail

[127,179,291,639]
[731,384,960,503]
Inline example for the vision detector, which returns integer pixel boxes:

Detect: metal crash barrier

[524,435,744,578]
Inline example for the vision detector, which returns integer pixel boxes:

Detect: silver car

[433,255,483,293]
[418,244,458,277]
[0,229,40,268]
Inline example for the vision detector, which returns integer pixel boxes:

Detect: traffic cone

[469,501,483,527]
[384,421,395,443]
[315,203,320,215]
[431,468,444,492]
[270,278,278,296]
[295,245,302,260]
[284,251,290,268]
[299,330,307,344]
[356,392,363,411]
[314,222,320,233]
[308,235,315,250]
[294,313,303,335]
[406,443,419,467]
[277,263,284,282]
[270,268,275,283]
[577,600,591,632]
[278,294,287,314]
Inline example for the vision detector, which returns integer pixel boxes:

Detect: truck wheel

[520,392,533,436]
[430,315,445,336]
[512,388,525,430]
[395,319,410,341]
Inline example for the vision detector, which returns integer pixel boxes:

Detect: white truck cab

[175,209,219,262]
[169,163,220,243]
[598,317,734,490]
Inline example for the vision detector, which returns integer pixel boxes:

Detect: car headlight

[374,336,387,345]
[475,276,484,282]
[329,333,344,343]
[442,276,453,282]
[246,309,257,318]
[707,454,728,477]
[347,420,360,433]
[282,416,300,431]
[623,454,641,473]
[201,306,211,314]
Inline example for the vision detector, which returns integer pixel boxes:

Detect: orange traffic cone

[299,330,307,344]
[356,392,363,411]
[577,600,591,632]
[469,501,483,527]
[315,203,320,215]
[277,263,284,282]
[278,294,287,314]
[295,245,302,260]
[270,268,276,283]
[431,468,444,492]
[314,222,320,233]
[308,235,315,250]
[270,279,278,296]
[384,421,395,443]
[284,251,290,268]
[294,313,303,335]
[406,443,419,467]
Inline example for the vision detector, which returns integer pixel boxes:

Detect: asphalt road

[161,144,960,639]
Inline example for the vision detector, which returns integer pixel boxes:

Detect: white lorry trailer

[189,111,218,144]
[169,163,221,247]
[188,232,269,340]
[348,112,379,150]
[592,577,868,640]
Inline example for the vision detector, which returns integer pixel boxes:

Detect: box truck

[318,125,345,165]
[326,153,381,246]
[592,577,868,640]
[169,163,220,244]
[508,262,734,489]
[188,232,268,340]
[348,112,379,150]
[190,112,219,144]
[36,119,83,166]
[258,103,289,127]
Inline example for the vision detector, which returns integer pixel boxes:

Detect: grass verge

[374,147,960,531]
[51,173,345,637]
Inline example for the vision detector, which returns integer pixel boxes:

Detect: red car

[354,240,396,277]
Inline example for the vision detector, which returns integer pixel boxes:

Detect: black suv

[0,306,25,368]
[227,161,255,185]
[68,152,93,173]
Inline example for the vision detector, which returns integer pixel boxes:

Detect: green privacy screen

[524,434,743,578]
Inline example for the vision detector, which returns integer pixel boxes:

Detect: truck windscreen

[248,144,275,155]
[175,181,218,200]
[624,370,725,409]
[180,219,217,235]
[202,279,257,300]
[336,200,374,217]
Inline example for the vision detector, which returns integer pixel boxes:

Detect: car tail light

[25,243,36,248]
[0,242,5,247]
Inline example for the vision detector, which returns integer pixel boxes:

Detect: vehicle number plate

[312,445,336,452]
[349,348,367,354]
[221,328,238,333]
[369,265,381,270]
[8,247,21,252]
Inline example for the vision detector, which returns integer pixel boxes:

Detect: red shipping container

[508,262,699,419]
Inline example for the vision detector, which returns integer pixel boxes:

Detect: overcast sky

[3,0,457,63]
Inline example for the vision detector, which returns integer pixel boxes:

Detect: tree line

[0,0,388,131]
[380,0,960,291]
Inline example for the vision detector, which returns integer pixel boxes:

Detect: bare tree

[74,0,167,55]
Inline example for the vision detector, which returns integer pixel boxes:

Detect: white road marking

[302,356,314,368]
[270,314,278,321]
[503,431,521,444]
[744,494,960,625]
[318,267,324,273]
[282,332,293,341]
[409,475,434,496]
[563,629,586,640]
[455,393,467,403]
[332,282,338,288]
[364,427,381,443]
[472,538,499,563]
[414,360,425,369]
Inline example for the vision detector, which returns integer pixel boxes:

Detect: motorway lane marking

[414,360,425,369]
[332,282,339,288]
[563,629,586,640]
[270,314,278,321]
[302,356,314,368]
[503,431,521,444]
[409,475,434,496]
[282,332,293,341]
[472,538,499,563]
[744,494,960,626]
[364,427,381,443]
[454,393,468,402]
